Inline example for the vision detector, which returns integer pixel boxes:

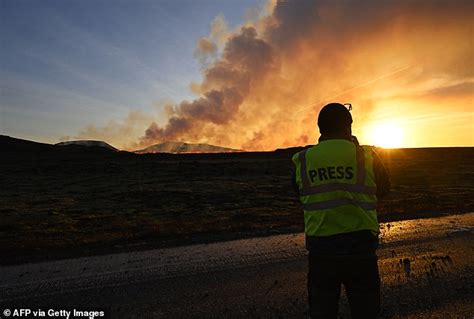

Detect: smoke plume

[79,0,474,150]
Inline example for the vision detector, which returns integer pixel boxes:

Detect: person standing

[292,103,390,318]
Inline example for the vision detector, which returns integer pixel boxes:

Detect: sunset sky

[1,0,473,150]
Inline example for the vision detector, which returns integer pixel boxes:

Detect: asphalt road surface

[1,213,473,318]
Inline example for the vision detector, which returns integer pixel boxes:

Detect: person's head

[317,103,353,137]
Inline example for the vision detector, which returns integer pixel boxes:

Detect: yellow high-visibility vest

[292,139,379,237]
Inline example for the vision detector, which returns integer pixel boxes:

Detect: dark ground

[1,135,473,264]
[2,214,473,318]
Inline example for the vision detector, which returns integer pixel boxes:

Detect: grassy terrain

[1,142,473,264]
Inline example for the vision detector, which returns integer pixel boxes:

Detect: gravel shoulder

[1,213,473,318]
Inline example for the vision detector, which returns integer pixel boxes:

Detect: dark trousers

[308,253,380,319]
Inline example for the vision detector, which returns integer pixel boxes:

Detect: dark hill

[0,135,55,153]
[56,140,118,151]
[135,142,242,154]
[0,135,123,163]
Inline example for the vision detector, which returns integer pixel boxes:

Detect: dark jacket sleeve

[291,171,300,196]
[372,149,390,198]
[291,153,300,196]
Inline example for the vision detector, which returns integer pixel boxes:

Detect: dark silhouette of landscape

[1,135,473,265]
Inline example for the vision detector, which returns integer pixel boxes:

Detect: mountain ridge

[135,141,242,154]
[56,140,118,151]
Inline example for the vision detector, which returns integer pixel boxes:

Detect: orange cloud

[79,0,474,150]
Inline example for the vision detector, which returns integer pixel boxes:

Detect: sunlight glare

[370,122,404,148]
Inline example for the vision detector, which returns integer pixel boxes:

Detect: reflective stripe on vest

[302,198,377,211]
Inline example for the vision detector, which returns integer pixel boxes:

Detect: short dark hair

[317,103,353,134]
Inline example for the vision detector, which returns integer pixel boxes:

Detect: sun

[369,122,404,148]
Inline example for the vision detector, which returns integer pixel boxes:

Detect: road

[1,213,473,318]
